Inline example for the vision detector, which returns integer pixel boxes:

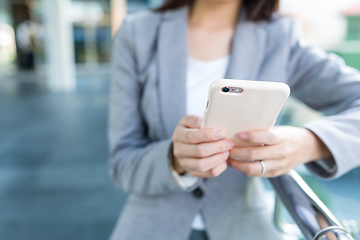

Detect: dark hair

[155,0,279,22]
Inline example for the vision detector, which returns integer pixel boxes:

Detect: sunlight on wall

[0,23,16,65]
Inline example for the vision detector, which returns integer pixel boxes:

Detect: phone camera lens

[222,87,229,92]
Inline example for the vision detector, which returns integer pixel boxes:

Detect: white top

[171,55,230,231]
[186,55,230,116]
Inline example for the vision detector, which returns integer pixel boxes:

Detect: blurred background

[0,0,360,239]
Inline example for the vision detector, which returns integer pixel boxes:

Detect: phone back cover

[202,79,290,146]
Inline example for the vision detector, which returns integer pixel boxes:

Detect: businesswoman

[108,0,360,239]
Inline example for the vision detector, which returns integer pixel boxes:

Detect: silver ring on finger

[259,160,266,174]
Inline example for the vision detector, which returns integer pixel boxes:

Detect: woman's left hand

[227,126,332,177]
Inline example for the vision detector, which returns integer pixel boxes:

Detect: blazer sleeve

[108,19,183,196]
[286,19,360,179]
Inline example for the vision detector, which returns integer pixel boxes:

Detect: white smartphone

[201,79,290,147]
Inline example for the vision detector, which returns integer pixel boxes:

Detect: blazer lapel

[157,7,188,138]
[226,20,267,80]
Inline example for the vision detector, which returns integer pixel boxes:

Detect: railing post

[270,170,354,240]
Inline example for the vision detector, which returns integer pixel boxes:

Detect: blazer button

[192,187,204,198]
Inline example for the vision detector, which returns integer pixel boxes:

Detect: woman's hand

[227,126,332,177]
[172,115,234,178]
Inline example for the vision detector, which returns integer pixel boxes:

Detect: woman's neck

[189,0,242,29]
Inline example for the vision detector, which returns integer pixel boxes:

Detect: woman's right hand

[172,115,234,178]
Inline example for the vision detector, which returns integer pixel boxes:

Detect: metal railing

[269,170,356,240]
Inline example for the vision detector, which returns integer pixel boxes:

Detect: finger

[174,140,234,158]
[210,162,228,177]
[179,115,203,129]
[238,129,283,145]
[229,145,283,161]
[249,159,289,177]
[188,162,228,178]
[180,151,229,172]
[227,158,262,176]
[227,158,286,177]
[188,170,210,178]
[252,169,288,178]
[174,128,227,144]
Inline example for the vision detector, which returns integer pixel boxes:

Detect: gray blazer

[108,6,360,240]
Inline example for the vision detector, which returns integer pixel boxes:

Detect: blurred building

[1,0,359,91]
[0,0,163,92]
[0,1,112,65]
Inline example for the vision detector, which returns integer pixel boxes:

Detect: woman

[108,0,360,239]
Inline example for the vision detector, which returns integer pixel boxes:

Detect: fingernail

[196,118,202,127]
[227,141,234,149]
[239,133,247,141]
[222,151,229,158]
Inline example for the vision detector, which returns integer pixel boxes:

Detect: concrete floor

[0,73,127,240]
[0,71,359,240]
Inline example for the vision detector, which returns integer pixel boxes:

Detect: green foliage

[347,16,360,41]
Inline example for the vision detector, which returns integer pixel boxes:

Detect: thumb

[179,115,203,129]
